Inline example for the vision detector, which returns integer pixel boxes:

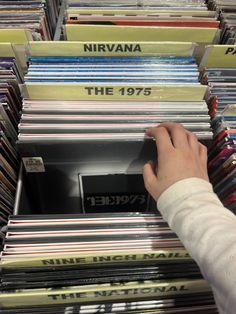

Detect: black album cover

[79,173,150,213]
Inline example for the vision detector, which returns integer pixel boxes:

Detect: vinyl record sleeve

[79,173,149,212]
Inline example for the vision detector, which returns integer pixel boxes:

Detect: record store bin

[14,139,158,215]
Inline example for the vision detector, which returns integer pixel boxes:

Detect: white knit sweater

[157,178,236,314]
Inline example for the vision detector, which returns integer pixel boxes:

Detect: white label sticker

[23,157,45,173]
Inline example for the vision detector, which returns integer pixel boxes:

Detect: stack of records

[19,99,211,140]
[208,107,236,212]
[0,0,61,40]
[208,0,236,44]
[200,44,236,211]
[20,42,212,144]
[0,213,217,313]
[13,41,213,214]
[201,52,236,116]
[0,44,21,231]
[64,0,219,44]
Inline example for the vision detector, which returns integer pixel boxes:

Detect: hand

[143,122,209,201]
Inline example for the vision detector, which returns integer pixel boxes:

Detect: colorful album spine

[200,44,236,211]
[0,43,23,232]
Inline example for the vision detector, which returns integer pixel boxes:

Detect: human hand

[143,122,209,201]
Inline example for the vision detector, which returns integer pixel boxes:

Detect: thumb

[143,161,159,199]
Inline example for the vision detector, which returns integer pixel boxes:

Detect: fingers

[143,160,157,182]
[150,122,189,149]
[143,161,159,200]
[186,130,208,174]
[170,125,189,149]
[147,122,208,167]
[143,161,157,185]
[146,127,174,156]
[186,131,199,156]
[198,142,208,166]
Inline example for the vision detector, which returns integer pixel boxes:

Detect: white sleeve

[157,177,236,314]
